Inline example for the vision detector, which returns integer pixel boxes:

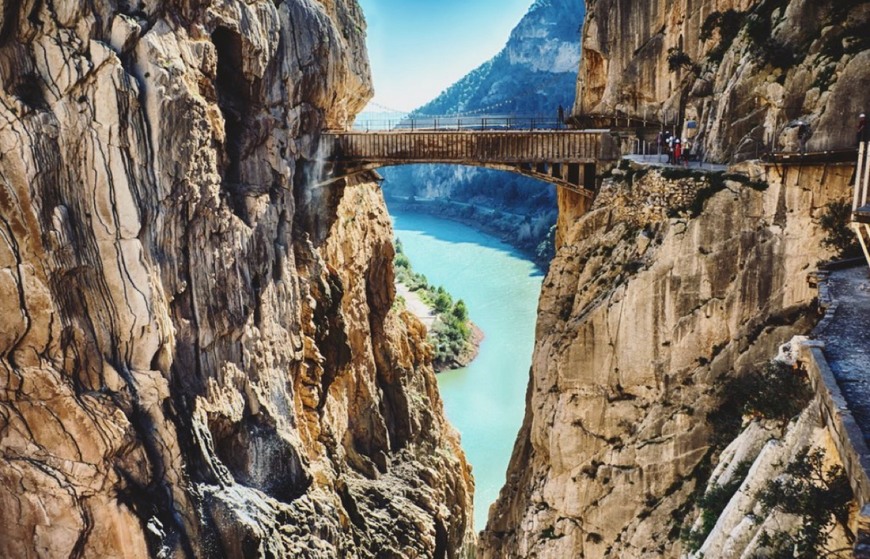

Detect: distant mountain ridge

[382,0,586,267]
[411,0,585,116]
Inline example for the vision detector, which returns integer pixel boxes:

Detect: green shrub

[739,361,813,422]
[820,200,861,259]
[707,361,812,458]
[452,300,468,322]
[755,447,853,558]
[667,48,696,73]
[682,461,753,552]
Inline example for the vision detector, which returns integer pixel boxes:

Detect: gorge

[2,0,870,558]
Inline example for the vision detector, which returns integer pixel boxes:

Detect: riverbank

[394,239,483,372]
[396,282,485,371]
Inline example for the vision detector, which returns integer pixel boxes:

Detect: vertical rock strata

[576,0,870,161]
[0,1,473,557]
[481,163,854,558]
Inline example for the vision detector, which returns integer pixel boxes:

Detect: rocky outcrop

[686,398,852,558]
[576,0,870,162]
[480,161,854,558]
[0,1,473,557]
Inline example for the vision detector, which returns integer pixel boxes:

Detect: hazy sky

[357,0,533,112]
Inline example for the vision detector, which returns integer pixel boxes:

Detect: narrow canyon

[1,0,869,558]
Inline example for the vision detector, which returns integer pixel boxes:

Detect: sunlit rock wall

[575,0,870,162]
[481,162,853,558]
[0,0,474,557]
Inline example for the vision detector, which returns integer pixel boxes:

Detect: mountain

[382,0,586,266]
[414,0,584,117]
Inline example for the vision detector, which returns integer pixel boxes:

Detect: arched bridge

[318,129,622,196]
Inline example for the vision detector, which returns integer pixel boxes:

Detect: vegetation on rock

[820,200,862,260]
[682,460,753,552]
[394,239,477,370]
[754,447,854,558]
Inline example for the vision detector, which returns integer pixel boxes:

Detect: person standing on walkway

[558,105,565,129]
[674,138,682,166]
[858,113,868,145]
[797,121,809,154]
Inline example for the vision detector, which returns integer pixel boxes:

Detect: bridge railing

[350,115,567,132]
[325,130,618,165]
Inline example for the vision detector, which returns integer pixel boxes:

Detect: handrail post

[854,143,864,212]
[863,142,870,207]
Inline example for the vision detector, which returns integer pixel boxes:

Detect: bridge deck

[324,130,617,166]
[321,130,619,194]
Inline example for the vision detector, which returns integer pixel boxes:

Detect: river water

[389,210,543,531]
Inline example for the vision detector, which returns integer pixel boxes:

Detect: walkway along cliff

[0,1,475,557]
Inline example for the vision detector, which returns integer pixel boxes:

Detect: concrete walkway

[817,266,870,444]
[624,153,729,172]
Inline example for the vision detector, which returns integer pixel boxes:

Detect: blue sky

[357,0,534,112]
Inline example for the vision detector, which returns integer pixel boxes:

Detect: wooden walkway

[320,130,621,195]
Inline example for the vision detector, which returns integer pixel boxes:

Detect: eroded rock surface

[480,163,853,558]
[0,1,473,557]
[576,0,870,161]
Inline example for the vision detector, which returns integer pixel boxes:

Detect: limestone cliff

[576,0,870,162]
[0,1,474,557]
[480,162,854,557]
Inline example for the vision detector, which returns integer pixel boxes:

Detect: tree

[452,300,468,322]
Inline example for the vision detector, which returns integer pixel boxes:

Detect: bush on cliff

[682,460,753,552]
[820,200,862,260]
[707,361,812,452]
[754,447,853,558]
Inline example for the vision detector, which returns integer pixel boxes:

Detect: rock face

[576,0,870,162]
[480,162,854,558]
[0,1,473,557]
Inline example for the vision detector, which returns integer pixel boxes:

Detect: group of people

[658,131,690,165]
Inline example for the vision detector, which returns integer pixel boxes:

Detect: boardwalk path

[817,266,870,445]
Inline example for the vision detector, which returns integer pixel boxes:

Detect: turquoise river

[389,209,544,531]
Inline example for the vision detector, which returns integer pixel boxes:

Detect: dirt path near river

[396,283,436,329]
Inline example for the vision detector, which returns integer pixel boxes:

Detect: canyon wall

[575,0,870,162]
[0,1,474,557]
[480,161,855,557]
[478,1,870,555]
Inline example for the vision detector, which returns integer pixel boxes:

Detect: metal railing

[350,115,568,132]
[855,142,870,212]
